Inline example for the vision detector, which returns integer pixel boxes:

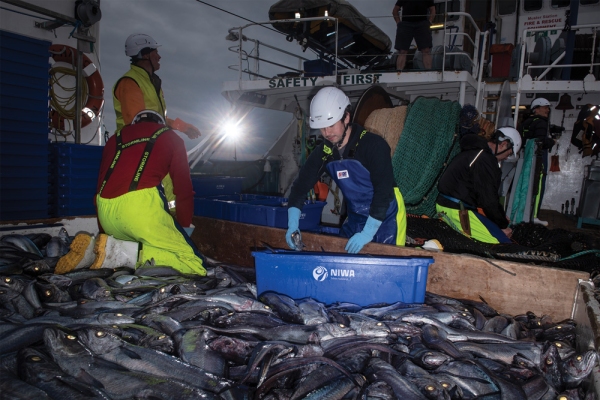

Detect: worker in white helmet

[285,86,407,254]
[520,97,563,226]
[436,127,522,244]
[114,34,201,138]
[114,33,202,216]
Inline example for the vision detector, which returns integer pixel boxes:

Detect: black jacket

[437,134,508,229]
[288,124,395,221]
[521,115,555,150]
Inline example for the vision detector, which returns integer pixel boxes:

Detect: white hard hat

[497,126,522,161]
[309,87,351,129]
[531,97,551,109]
[132,110,165,125]
[125,34,160,57]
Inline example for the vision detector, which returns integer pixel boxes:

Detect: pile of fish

[1,230,599,399]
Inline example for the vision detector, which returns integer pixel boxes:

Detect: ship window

[433,0,459,23]
[524,0,543,11]
[551,0,570,7]
[580,0,599,4]
[498,0,517,15]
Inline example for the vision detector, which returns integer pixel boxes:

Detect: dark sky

[99,0,396,160]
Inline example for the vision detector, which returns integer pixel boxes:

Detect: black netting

[406,216,600,273]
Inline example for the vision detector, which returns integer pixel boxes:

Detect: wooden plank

[193,216,589,320]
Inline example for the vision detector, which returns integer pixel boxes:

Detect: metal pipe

[533,51,566,80]
[562,0,580,80]
[590,27,598,75]
[75,46,83,143]
[0,0,77,24]
[475,31,489,107]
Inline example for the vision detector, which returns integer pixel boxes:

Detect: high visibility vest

[113,65,167,131]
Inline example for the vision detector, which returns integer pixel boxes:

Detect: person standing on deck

[56,110,205,276]
[285,87,407,254]
[436,128,522,244]
[393,0,435,70]
[520,97,562,226]
[114,33,202,215]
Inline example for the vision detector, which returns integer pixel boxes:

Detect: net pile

[407,216,600,273]
[392,97,461,217]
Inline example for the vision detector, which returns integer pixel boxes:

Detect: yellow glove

[170,118,201,139]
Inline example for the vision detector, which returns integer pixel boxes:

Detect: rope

[558,249,600,262]
[392,97,462,216]
[49,65,89,132]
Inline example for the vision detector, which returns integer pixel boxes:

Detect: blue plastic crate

[191,176,244,197]
[194,194,325,230]
[237,200,324,230]
[253,250,433,306]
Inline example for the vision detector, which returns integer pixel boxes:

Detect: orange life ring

[49,44,104,130]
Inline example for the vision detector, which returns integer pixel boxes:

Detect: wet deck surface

[539,209,600,240]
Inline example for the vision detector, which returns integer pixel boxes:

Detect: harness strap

[322,129,367,160]
[98,126,170,196]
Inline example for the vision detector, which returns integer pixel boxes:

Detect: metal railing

[513,24,600,127]
[227,12,487,85]
[227,16,340,83]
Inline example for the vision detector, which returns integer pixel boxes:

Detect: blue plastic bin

[194,194,325,230]
[252,250,433,306]
[191,176,244,197]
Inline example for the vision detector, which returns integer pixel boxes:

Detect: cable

[195,0,281,35]
[49,65,89,130]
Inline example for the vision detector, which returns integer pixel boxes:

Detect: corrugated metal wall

[0,30,51,221]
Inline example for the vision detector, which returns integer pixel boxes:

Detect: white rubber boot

[533,218,549,227]
[90,234,139,269]
[55,233,96,274]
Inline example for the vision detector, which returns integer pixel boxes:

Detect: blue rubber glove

[345,216,382,254]
[285,207,301,249]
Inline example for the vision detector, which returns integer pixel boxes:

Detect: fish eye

[462,313,467,316]
[116,313,123,317]
[160,288,165,293]
[577,355,582,361]
[141,315,146,319]
[30,356,41,361]
[537,321,541,325]
[426,385,435,391]
[66,334,77,340]
[112,325,118,328]
[80,300,87,304]
[44,290,52,297]
[264,306,271,310]
[441,382,449,388]
[34,267,40,271]
[126,281,131,285]
[546,359,553,365]
[95,331,106,337]
[555,342,562,348]
[376,322,383,326]
[159,335,166,339]
[406,336,411,340]
[4,277,11,283]
[557,325,562,329]
[339,324,346,328]
[559,397,568,400]
[519,361,525,366]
